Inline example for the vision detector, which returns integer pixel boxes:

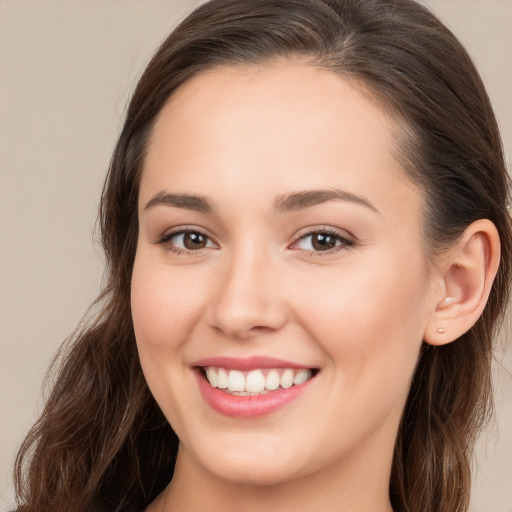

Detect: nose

[207,246,289,341]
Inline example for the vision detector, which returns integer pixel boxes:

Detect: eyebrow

[143,188,378,215]
[144,191,213,213]
[274,189,378,214]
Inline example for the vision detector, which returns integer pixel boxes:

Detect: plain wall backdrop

[1,1,511,511]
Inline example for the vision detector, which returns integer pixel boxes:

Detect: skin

[131,62,498,511]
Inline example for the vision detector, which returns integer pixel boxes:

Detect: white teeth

[293,369,311,385]
[245,370,266,393]
[227,370,245,392]
[217,368,228,389]
[204,366,314,394]
[280,369,294,389]
[265,370,281,391]
[205,367,217,388]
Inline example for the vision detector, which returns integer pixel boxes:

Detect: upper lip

[191,355,314,371]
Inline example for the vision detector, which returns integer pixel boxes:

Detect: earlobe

[424,219,500,346]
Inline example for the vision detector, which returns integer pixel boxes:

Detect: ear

[424,219,501,346]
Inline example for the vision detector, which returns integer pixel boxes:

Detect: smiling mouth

[199,366,317,396]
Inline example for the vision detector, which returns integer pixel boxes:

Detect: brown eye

[293,229,354,254]
[159,230,216,253]
[183,232,207,250]
[311,233,337,251]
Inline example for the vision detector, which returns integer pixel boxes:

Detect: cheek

[130,258,176,396]
[131,254,205,352]
[130,255,203,425]
[130,252,207,432]
[294,253,429,388]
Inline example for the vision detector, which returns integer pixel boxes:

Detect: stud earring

[436,327,446,334]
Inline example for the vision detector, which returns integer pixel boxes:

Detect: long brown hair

[14,1,512,511]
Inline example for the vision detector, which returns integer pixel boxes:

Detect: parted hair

[14,1,511,511]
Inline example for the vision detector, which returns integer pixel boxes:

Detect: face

[131,62,435,486]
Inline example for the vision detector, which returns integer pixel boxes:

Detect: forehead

[141,61,421,225]
[148,62,398,166]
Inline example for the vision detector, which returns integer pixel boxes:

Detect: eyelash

[155,226,356,257]
[156,227,215,256]
[291,227,356,256]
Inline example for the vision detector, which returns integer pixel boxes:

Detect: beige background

[0,1,510,511]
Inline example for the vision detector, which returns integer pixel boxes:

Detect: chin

[207,458,305,487]
[187,438,311,487]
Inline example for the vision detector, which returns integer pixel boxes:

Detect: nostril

[250,325,277,333]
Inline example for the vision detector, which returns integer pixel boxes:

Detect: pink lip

[191,355,310,371]
[194,370,314,418]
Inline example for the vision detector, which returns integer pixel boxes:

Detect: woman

[13,0,511,511]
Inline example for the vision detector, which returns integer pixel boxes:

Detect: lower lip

[194,370,314,418]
